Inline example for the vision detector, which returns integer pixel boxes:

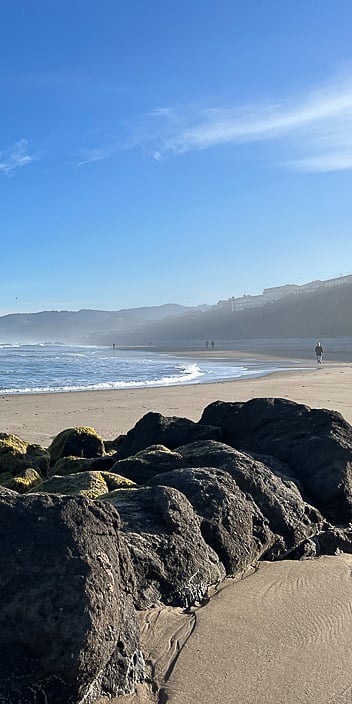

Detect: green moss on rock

[98,487,138,507]
[48,427,105,465]
[0,467,42,493]
[100,471,136,491]
[0,433,49,476]
[49,456,94,477]
[30,470,109,499]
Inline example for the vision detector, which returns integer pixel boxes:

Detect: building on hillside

[234,294,266,312]
[216,273,352,314]
[263,284,301,302]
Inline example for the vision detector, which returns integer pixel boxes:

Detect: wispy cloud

[129,75,352,172]
[0,139,37,176]
[72,136,120,168]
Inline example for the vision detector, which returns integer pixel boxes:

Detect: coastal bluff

[1,398,352,702]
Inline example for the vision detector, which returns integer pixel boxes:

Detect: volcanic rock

[200,398,352,523]
[116,412,222,459]
[175,440,324,558]
[110,444,186,484]
[148,466,274,573]
[100,484,225,608]
[0,491,143,703]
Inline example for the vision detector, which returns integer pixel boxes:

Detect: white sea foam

[0,344,308,395]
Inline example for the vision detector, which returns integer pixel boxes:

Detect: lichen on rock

[48,426,105,465]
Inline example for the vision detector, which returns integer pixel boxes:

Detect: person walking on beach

[315,341,324,364]
[211,340,215,349]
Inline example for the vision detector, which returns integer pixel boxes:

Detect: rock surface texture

[0,489,143,704]
[2,399,352,702]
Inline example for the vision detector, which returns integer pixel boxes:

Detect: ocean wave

[0,362,204,394]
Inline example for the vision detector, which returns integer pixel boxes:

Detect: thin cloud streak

[0,139,37,176]
[132,76,352,172]
[72,140,119,168]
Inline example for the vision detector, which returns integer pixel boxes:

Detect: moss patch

[30,470,109,499]
[0,468,42,494]
[48,427,105,465]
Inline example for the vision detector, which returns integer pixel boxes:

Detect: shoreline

[0,355,351,446]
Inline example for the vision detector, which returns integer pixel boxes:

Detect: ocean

[0,344,305,395]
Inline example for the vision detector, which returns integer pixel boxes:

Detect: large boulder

[48,427,105,465]
[116,412,222,459]
[148,466,274,573]
[110,444,186,484]
[200,398,352,524]
[100,484,225,608]
[175,441,324,558]
[0,492,143,703]
[0,433,49,476]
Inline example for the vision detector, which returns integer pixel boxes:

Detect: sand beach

[2,345,352,704]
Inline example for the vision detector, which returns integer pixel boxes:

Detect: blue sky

[1,0,352,314]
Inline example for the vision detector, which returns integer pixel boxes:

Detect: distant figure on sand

[211,340,215,349]
[315,341,324,364]
[112,342,116,350]
[205,340,209,349]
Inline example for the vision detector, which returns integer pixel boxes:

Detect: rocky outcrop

[200,398,352,524]
[110,444,186,484]
[0,433,49,476]
[148,466,274,573]
[48,427,105,465]
[175,441,324,558]
[100,484,225,608]
[0,491,144,703]
[116,412,222,459]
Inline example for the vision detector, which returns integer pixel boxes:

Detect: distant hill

[120,284,352,344]
[0,304,199,344]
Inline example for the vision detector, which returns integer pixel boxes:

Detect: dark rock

[175,440,324,559]
[100,484,225,608]
[50,454,119,477]
[148,466,274,574]
[48,427,105,465]
[116,412,222,460]
[200,398,352,524]
[110,444,186,484]
[0,433,49,476]
[0,492,143,703]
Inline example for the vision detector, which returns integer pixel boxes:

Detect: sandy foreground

[2,350,352,704]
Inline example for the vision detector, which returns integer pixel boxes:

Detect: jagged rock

[0,467,42,493]
[116,412,222,460]
[110,444,186,484]
[175,440,324,558]
[31,470,134,499]
[0,492,143,703]
[0,433,49,476]
[48,427,105,465]
[148,466,274,573]
[200,398,352,524]
[100,484,225,608]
